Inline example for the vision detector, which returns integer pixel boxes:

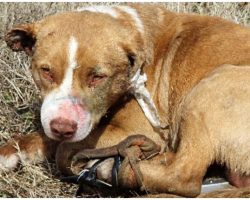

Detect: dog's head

[5,6,147,142]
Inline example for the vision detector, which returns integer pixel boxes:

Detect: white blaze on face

[0,154,19,170]
[40,36,92,142]
[60,37,78,93]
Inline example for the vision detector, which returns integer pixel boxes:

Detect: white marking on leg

[0,154,19,170]
[77,6,118,18]
[117,6,144,34]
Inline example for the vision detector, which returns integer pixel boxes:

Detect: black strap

[111,155,122,188]
[78,158,105,185]
[61,156,122,196]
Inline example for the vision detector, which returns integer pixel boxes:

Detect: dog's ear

[127,51,136,68]
[126,50,138,78]
[5,23,37,56]
[123,45,146,78]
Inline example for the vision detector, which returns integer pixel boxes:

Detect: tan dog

[2,3,250,197]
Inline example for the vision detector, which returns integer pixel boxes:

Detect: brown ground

[0,2,249,197]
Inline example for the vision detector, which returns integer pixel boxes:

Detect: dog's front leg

[55,124,138,175]
[0,131,59,171]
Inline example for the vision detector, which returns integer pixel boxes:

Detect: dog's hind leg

[119,113,214,197]
[0,131,59,171]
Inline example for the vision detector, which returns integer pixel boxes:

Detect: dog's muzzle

[41,93,92,142]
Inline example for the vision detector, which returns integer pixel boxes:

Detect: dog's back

[182,64,250,178]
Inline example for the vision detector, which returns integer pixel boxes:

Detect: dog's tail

[142,187,250,198]
[198,187,250,198]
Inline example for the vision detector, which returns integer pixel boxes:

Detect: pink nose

[50,117,77,139]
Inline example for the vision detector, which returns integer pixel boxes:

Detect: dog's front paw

[0,143,20,171]
[0,153,19,171]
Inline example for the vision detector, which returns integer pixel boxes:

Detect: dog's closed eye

[40,65,54,83]
[87,73,108,88]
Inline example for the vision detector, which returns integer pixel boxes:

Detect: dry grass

[0,2,249,197]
